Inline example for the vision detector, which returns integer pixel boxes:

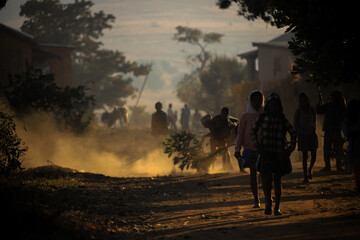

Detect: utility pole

[134,63,153,107]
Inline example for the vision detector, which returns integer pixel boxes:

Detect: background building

[0,23,73,87]
[239,32,296,90]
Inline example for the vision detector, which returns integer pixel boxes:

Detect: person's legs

[238,158,246,173]
[323,131,332,170]
[250,166,260,207]
[261,171,273,214]
[302,151,309,182]
[333,131,344,171]
[274,172,282,215]
[308,150,317,179]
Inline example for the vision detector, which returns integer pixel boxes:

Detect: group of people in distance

[162,103,202,131]
[151,90,360,216]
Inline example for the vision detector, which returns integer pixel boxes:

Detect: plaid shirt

[251,113,296,153]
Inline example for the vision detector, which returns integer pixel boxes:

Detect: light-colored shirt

[235,112,261,152]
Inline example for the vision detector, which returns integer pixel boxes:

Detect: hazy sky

[0,0,285,113]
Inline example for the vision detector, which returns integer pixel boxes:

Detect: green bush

[0,112,27,176]
[163,130,215,172]
[3,67,95,133]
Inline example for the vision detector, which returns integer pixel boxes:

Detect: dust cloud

[14,112,231,177]
[14,113,177,177]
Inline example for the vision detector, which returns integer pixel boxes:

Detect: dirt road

[3,156,360,240]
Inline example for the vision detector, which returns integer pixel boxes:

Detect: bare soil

[1,129,360,240]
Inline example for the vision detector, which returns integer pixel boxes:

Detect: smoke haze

[15,113,233,177]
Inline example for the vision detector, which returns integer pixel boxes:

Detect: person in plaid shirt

[251,93,296,216]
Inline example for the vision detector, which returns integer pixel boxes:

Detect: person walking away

[180,107,185,130]
[151,102,169,137]
[183,104,191,130]
[180,105,190,131]
[207,107,235,172]
[173,110,178,130]
[192,109,202,131]
[251,93,296,215]
[235,90,264,208]
[342,99,360,192]
[294,93,318,183]
[167,103,176,130]
[316,91,346,171]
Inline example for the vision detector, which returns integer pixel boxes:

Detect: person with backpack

[294,93,318,183]
[251,93,296,215]
[234,90,264,208]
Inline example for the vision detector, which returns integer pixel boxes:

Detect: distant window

[273,57,282,75]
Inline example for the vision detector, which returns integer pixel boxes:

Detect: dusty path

[135,160,360,240]
[3,157,360,240]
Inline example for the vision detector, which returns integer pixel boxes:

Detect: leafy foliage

[0,112,27,176]
[20,0,151,108]
[176,55,245,113]
[174,26,246,113]
[163,130,214,172]
[176,71,206,111]
[72,48,151,107]
[199,55,245,111]
[20,0,114,61]
[217,0,360,86]
[3,67,95,133]
[173,25,223,71]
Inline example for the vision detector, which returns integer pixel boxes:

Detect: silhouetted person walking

[151,102,168,137]
[294,93,318,183]
[167,103,176,130]
[316,91,346,171]
[235,90,264,208]
[192,109,202,131]
[180,104,190,130]
[208,107,235,172]
[342,99,360,192]
[252,93,296,216]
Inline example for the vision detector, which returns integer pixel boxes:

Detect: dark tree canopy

[176,55,245,113]
[0,0,7,9]
[199,55,244,111]
[20,0,151,107]
[3,67,95,133]
[0,112,27,176]
[217,0,360,86]
[20,0,114,60]
[174,26,245,113]
[173,25,224,71]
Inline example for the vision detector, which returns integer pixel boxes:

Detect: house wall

[0,32,33,84]
[39,46,73,87]
[0,28,73,87]
[257,46,295,91]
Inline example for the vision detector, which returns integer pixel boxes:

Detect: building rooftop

[238,32,295,58]
[0,23,35,44]
[1,23,74,49]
